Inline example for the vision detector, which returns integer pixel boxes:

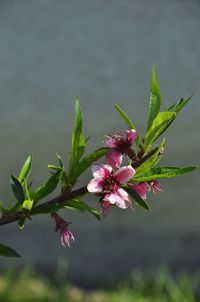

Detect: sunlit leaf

[133,166,197,182]
[167,95,193,113]
[146,66,162,131]
[30,170,62,203]
[70,147,109,183]
[144,112,176,151]
[18,155,32,183]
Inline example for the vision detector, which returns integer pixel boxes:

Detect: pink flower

[52,213,75,247]
[128,181,162,200]
[105,129,137,168]
[60,228,75,247]
[149,180,162,193]
[128,182,151,200]
[87,163,135,209]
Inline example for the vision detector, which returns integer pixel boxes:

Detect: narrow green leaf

[146,66,162,131]
[18,155,32,183]
[65,199,100,220]
[56,153,64,168]
[10,175,25,203]
[69,99,85,169]
[0,243,21,258]
[30,170,62,203]
[115,104,136,129]
[133,166,197,182]
[144,112,176,150]
[48,165,63,172]
[167,95,193,113]
[71,147,109,182]
[136,138,165,173]
[124,187,150,211]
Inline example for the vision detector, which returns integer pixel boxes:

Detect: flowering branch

[0,67,196,258]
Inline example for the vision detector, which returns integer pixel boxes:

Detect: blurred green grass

[0,267,199,302]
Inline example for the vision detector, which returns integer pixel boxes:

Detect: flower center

[113,135,131,153]
[102,174,120,193]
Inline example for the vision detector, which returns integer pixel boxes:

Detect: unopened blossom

[128,182,151,200]
[149,180,162,193]
[128,180,162,200]
[99,200,112,217]
[105,129,137,168]
[52,213,75,247]
[87,163,135,209]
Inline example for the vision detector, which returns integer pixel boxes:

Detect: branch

[0,186,88,227]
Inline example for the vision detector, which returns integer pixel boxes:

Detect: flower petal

[87,177,103,193]
[114,165,135,184]
[106,150,123,169]
[105,136,117,148]
[126,129,137,144]
[128,183,149,200]
[104,188,132,209]
[104,192,126,208]
[91,164,112,178]
[116,188,133,208]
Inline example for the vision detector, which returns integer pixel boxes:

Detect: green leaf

[10,175,25,203]
[65,199,100,220]
[31,203,60,215]
[70,147,109,183]
[133,166,197,182]
[114,104,140,147]
[69,99,85,173]
[22,199,34,211]
[56,153,64,168]
[136,138,165,173]
[167,95,193,113]
[48,165,63,173]
[144,112,176,151]
[0,243,21,258]
[18,155,32,183]
[124,187,150,211]
[146,66,162,131]
[30,170,62,203]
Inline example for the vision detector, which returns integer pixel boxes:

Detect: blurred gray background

[0,0,199,285]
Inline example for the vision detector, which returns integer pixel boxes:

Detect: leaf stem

[0,186,88,227]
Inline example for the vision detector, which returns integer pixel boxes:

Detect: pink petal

[150,180,162,193]
[105,136,117,148]
[91,164,112,178]
[104,188,132,209]
[126,129,137,144]
[128,183,148,200]
[116,188,133,208]
[87,177,103,193]
[106,150,123,169]
[104,192,127,208]
[100,200,112,217]
[114,165,135,184]
[140,182,151,192]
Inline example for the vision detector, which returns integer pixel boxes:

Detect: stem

[0,186,88,227]
[132,148,159,168]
